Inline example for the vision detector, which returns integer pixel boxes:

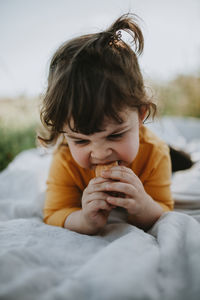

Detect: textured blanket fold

[0,212,200,300]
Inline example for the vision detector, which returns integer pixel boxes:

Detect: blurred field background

[1,0,200,172]
[154,74,200,117]
[0,96,41,171]
[0,73,199,171]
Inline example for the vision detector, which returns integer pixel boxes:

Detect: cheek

[68,144,89,168]
[117,134,139,163]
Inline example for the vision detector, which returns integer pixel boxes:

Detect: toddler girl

[39,14,174,235]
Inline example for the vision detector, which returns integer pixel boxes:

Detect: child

[39,13,174,235]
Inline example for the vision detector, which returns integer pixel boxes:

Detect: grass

[0,96,41,171]
[153,74,200,118]
[0,123,37,171]
[0,73,199,171]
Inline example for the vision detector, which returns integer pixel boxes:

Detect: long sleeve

[131,126,174,212]
[142,144,174,211]
[44,145,89,227]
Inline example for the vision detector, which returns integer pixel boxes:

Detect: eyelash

[108,133,124,140]
[73,133,125,145]
[74,140,89,145]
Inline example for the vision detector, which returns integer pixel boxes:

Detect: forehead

[64,109,139,135]
[102,109,138,128]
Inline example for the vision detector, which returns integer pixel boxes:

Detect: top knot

[108,30,122,47]
[106,13,144,55]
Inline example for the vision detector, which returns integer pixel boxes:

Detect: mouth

[91,160,123,168]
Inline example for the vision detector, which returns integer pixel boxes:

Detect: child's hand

[101,165,151,216]
[80,177,115,234]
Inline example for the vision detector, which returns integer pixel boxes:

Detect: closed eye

[108,132,124,140]
[74,139,89,145]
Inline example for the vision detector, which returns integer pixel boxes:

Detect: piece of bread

[95,161,118,177]
[95,161,125,198]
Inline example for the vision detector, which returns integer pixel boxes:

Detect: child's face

[64,109,143,170]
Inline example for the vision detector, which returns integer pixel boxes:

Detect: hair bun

[106,13,144,55]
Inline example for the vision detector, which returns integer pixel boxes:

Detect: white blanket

[0,212,200,300]
[1,117,200,300]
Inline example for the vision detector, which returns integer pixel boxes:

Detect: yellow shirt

[44,126,174,227]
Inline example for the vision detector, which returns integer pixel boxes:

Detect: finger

[83,191,108,205]
[105,181,137,197]
[87,179,114,194]
[106,196,136,212]
[89,176,110,185]
[89,199,113,211]
[101,166,138,184]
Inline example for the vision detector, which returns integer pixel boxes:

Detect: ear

[138,105,148,127]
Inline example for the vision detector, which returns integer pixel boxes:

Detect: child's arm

[44,146,114,233]
[64,177,114,235]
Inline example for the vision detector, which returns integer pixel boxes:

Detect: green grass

[153,74,200,118]
[0,122,37,171]
[0,96,40,171]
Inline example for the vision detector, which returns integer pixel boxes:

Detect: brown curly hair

[39,13,156,146]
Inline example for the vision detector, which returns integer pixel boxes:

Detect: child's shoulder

[53,143,71,157]
[139,125,169,154]
[52,143,77,167]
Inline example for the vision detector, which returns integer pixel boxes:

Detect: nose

[90,144,112,161]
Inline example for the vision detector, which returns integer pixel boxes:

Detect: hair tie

[108,30,122,47]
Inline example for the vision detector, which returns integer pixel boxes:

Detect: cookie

[95,161,118,177]
[95,161,125,198]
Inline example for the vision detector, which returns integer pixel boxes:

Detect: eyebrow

[64,125,129,140]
